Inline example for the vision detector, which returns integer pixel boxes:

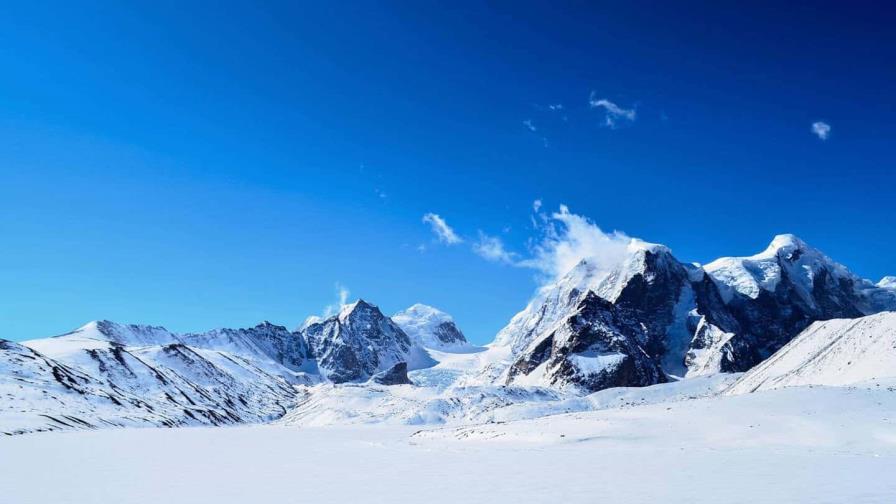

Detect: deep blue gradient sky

[2,2,894,343]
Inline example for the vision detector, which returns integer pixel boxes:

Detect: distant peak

[401,303,447,317]
[880,276,896,289]
[255,320,286,330]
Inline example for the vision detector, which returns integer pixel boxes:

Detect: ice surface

[2,385,894,504]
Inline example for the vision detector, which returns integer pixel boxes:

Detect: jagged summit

[337,298,377,321]
[879,276,896,289]
[303,299,424,383]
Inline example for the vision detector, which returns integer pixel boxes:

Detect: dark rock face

[507,293,665,391]
[303,300,414,383]
[611,249,690,362]
[502,236,896,392]
[698,263,874,373]
[431,321,466,346]
[370,362,413,386]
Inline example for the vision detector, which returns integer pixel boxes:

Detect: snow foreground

[2,385,895,504]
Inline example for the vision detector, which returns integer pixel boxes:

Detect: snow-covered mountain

[0,300,444,434]
[495,234,896,392]
[302,299,433,383]
[726,312,896,394]
[2,234,893,435]
[699,234,896,372]
[392,304,468,350]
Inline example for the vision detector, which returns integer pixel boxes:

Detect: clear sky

[2,2,894,343]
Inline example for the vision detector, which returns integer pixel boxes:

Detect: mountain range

[2,234,894,435]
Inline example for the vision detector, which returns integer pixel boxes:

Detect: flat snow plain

[2,384,895,504]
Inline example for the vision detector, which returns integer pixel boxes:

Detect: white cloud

[532,199,543,212]
[548,104,563,111]
[322,283,350,317]
[473,232,517,264]
[812,121,831,140]
[422,213,463,245]
[589,92,636,128]
[303,283,352,328]
[523,119,537,132]
[517,205,633,281]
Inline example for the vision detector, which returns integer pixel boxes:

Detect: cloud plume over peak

[520,204,633,281]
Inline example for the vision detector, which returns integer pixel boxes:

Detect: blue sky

[2,2,894,343]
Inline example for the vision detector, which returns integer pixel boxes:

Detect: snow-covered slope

[281,372,735,428]
[727,312,896,394]
[7,383,896,504]
[392,304,468,350]
[56,320,181,346]
[4,330,302,435]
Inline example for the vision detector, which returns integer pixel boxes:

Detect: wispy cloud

[473,232,518,264]
[547,104,563,111]
[811,121,831,140]
[422,213,463,245]
[589,92,636,128]
[303,283,351,328]
[469,203,636,283]
[523,119,537,132]
[518,205,632,281]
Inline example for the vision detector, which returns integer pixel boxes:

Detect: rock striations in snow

[1,300,435,434]
[726,312,896,394]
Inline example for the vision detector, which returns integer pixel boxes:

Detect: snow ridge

[727,312,896,393]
